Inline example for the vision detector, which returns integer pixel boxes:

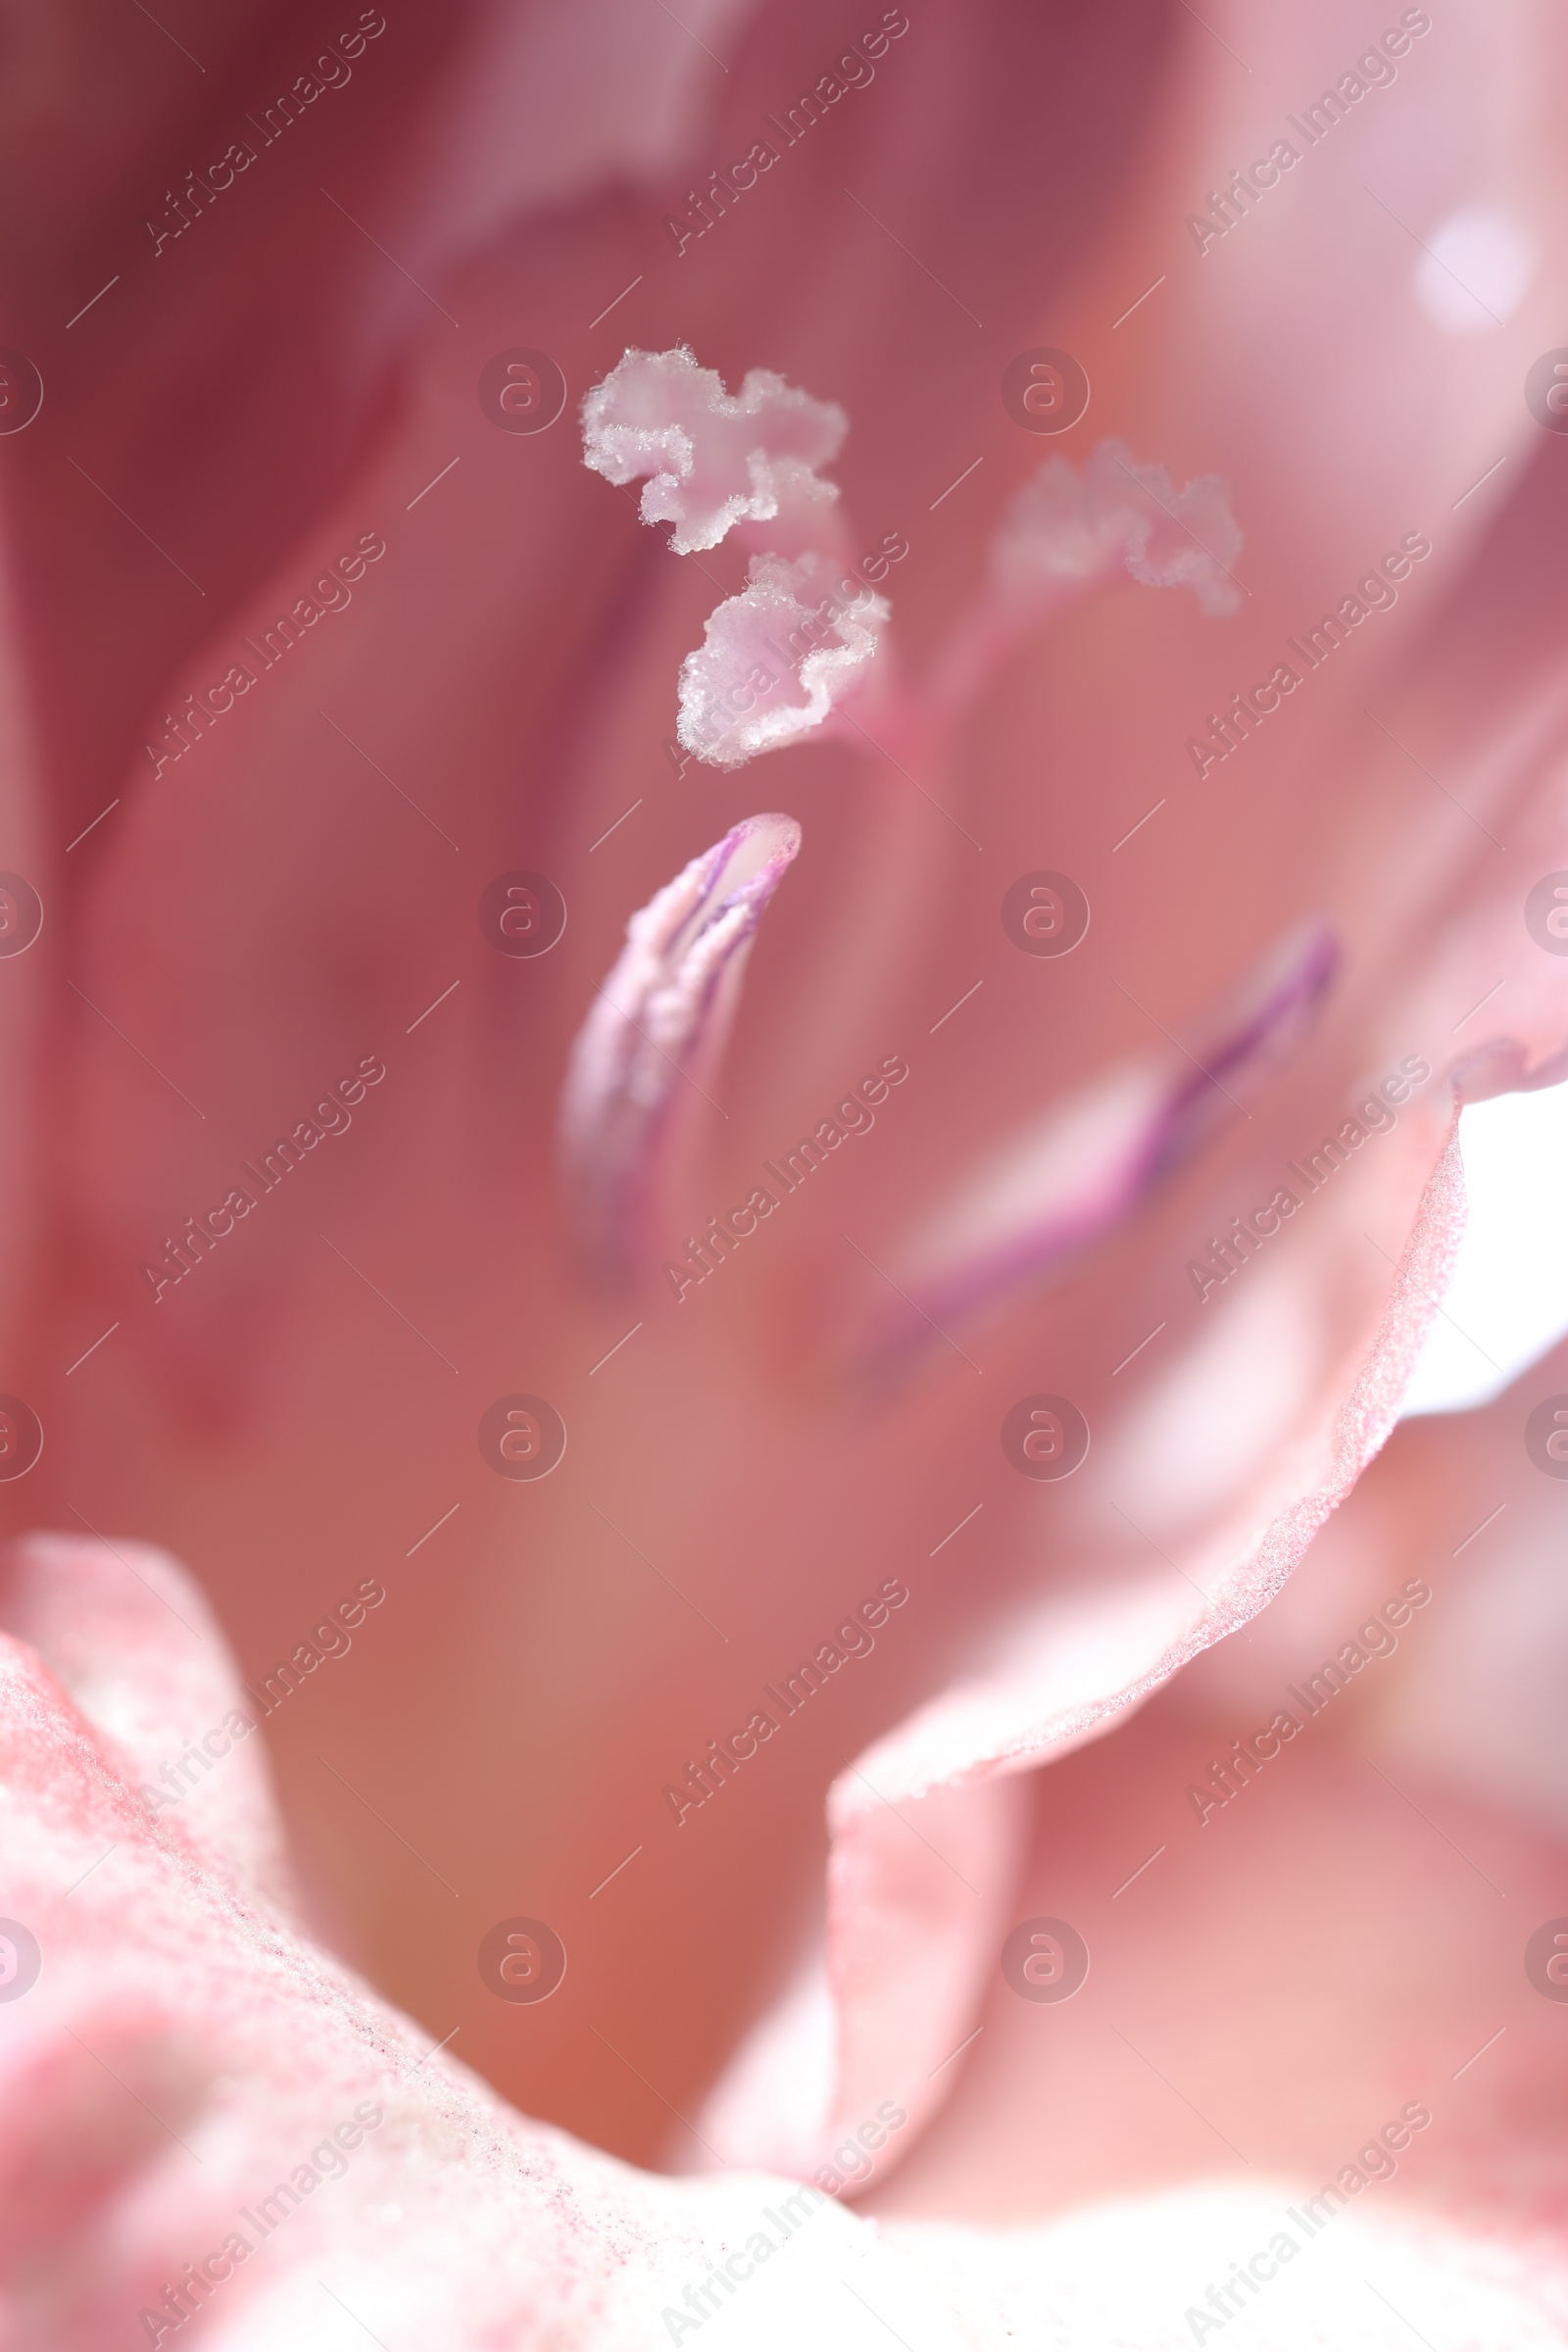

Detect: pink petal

[703,1127,1466,2182]
[0,1549,946,2347]
[0,1532,295,1919]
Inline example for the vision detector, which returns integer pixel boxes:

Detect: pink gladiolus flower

[2,2,1568,2344]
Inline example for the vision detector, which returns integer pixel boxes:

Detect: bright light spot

[1402,1076,1568,1415]
[1415,205,1535,335]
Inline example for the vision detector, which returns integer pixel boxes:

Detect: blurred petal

[707,1126,1466,2180]
[0,1533,295,1919]
[0,1556,953,2350]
